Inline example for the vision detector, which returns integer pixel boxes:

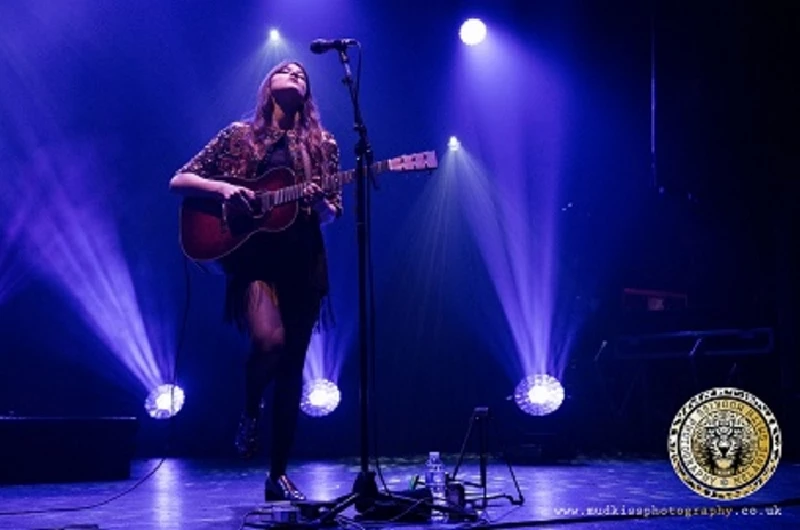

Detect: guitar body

[177,149,439,269]
[179,167,299,264]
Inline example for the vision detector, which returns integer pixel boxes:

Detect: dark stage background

[0,0,796,463]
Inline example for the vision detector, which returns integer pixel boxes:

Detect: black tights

[243,281,318,479]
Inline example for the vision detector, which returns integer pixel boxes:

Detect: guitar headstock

[386,151,438,172]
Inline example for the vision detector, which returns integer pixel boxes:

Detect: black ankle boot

[264,474,306,501]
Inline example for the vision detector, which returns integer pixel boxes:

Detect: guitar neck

[326,160,389,188]
[269,161,389,207]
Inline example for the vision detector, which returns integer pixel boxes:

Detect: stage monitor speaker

[0,416,138,484]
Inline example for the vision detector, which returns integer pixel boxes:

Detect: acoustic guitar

[179,151,438,265]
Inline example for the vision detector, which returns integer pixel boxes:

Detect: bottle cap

[429,451,440,457]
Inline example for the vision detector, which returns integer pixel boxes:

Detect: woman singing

[169,60,342,501]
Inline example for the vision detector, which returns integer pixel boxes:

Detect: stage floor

[0,457,797,530]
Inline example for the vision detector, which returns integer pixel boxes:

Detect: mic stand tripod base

[311,471,379,523]
[315,472,483,525]
[351,470,380,513]
[315,471,436,524]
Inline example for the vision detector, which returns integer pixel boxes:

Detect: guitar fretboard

[265,160,389,207]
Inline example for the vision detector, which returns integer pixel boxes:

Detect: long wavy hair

[249,60,326,162]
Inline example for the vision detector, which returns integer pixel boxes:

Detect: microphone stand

[319,44,386,519]
[343,44,378,510]
[313,44,476,526]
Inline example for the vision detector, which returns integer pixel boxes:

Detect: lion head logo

[691,410,755,477]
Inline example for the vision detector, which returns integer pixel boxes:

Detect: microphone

[310,38,358,54]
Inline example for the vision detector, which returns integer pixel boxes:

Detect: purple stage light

[448,136,460,152]
[145,384,185,419]
[303,326,350,387]
[460,19,487,46]
[300,378,341,417]
[448,33,577,383]
[16,143,171,392]
[513,374,564,416]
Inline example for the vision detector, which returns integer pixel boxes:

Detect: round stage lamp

[513,374,564,416]
[448,136,461,151]
[301,378,341,417]
[460,18,487,46]
[144,384,185,419]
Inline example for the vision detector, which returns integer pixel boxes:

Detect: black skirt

[222,215,331,333]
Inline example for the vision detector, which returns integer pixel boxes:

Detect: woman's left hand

[304,183,336,223]
[303,182,325,202]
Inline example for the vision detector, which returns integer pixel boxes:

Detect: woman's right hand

[218,182,256,214]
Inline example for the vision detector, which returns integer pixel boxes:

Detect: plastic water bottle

[425,451,448,522]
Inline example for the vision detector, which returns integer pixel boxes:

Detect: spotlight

[513,374,564,416]
[301,378,341,417]
[460,18,487,46]
[269,28,280,42]
[144,384,185,419]
[448,136,460,152]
